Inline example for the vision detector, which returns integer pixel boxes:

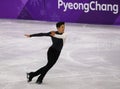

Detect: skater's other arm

[49,31,67,39]
[54,33,67,39]
[54,33,67,44]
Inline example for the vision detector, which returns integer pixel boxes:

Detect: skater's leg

[36,47,60,84]
[26,48,53,82]
[36,61,56,84]
[27,47,60,83]
[27,64,48,82]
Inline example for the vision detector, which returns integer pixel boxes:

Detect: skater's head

[56,22,65,33]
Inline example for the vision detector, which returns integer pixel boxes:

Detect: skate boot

[36,75,43,84]
[26,72,34,82]
[36,80,43,84]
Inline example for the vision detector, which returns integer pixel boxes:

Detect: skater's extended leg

[36,47,60,84]
[26,65,48,82]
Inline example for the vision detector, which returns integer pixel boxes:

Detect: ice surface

[0,19,120,89]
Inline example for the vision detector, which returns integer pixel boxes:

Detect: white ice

[0,19,120,89]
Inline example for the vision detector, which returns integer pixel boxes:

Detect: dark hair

[56,22,65,28]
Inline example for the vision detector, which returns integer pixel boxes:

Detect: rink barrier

[0,0,120,25]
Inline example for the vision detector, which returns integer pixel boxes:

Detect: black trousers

[32,47,61,81]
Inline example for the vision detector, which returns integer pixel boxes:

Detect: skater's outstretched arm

[30,32,51,37]
[25,31,55,38]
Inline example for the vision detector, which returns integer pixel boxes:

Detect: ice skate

[26,72,34,82]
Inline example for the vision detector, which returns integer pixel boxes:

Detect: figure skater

[24,22,66,84]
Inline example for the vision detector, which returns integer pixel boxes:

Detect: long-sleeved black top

[30,31,63,52]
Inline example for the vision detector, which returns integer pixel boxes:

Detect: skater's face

[57,24,65,33]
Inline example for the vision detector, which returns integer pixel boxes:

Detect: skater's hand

[24,34,31,38]
[50,31,55,36]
